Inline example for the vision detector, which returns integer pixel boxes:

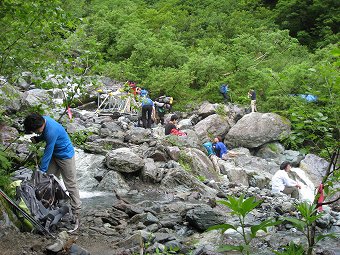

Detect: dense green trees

[0,0,339,155]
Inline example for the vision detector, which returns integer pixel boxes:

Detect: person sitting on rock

[164,114,186,136]
[213,136,228,158]
[271,161,301,199]
[164,114,178,135]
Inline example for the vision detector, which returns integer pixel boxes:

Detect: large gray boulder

[141,158,165,183]
[194,114,231,141]
[161,167,217,196]
[97,170,130,193]
[21,89,53,109]
[166,146,180,161]
[162,130,200,149]
[182,148,220,181]
[219,152,277,187]
[0,84,22,112]
[197,102,217,118]
[75,149,105,190]
[0,125,19,145]
[105,148,144,173]
[299,154,329,186]
[185,205,226,231]
[255,142,285,159]
[178,119,193,129]
[226,112,291,148]
[125,127,152,144]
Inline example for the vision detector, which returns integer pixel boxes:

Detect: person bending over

[24,113,81,223]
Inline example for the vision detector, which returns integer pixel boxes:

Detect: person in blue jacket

[24,113,81,223]
[213,136,228,158]
[219,83,229,103]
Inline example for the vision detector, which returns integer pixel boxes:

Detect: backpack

[203,142,215,156]
[14,171,70,232]
[219,84,228,94]
[157,96,173,105]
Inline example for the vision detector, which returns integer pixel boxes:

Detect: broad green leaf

[282,217,307,231]
[218,244,244,252]
[207,223,237,233]
[250,219,282,238]
[316,233,338,243]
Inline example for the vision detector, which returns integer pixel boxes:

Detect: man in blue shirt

[24,113,81,223]
[213,136,228,158]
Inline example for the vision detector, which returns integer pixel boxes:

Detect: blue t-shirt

[39,116,74,172]
[213,142,228,158]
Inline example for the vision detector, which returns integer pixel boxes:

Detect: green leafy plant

[281,202,337,255]
[197,175,206,182]
[69,130,92,147]
[273,242,305,255]
[208,194,281,255]
[178,152,192,172]
[0,147,12,191]
[215,104,227,117]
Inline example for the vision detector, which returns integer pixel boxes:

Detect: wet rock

[105,148,144,173]
[226,112,291,148]
[113,202,144,217]
[129,212,159,226]
[185,205,226,231]
[300,154,329,186]
[69,244,91,255]
[97,171,130,193]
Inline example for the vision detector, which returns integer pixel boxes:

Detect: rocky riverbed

[1,77,339,254]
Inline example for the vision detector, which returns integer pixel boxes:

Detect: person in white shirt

[272,161,301,199]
